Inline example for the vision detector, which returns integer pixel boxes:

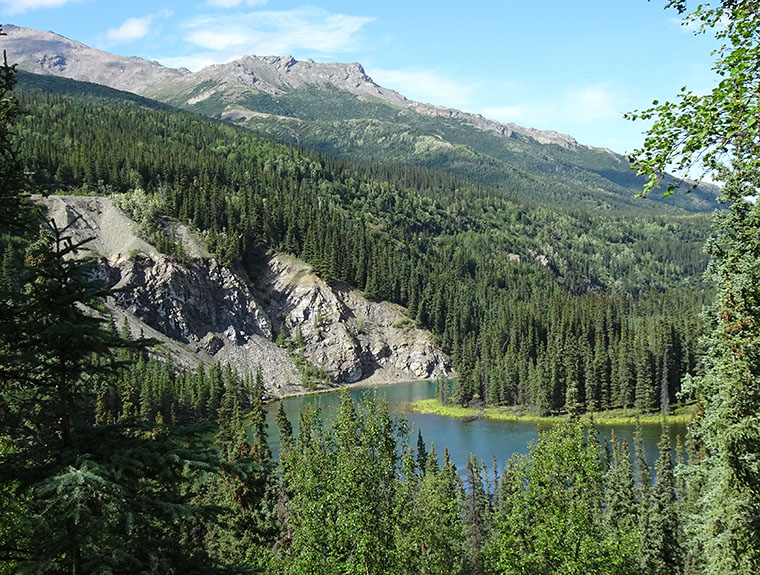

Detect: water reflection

[266,381,687,473]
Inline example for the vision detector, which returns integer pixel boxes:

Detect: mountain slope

[16,77,710,415]
[42,195,450,395]
[14,77,711,294]
[3,24,717,213]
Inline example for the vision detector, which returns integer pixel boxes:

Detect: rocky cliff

[261,253,449,384]
[42,195,450,395]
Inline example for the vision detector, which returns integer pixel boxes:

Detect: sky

[1,0,720,155]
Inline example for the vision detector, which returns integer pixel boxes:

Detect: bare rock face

[39,196,451,395]
[113,255,272,343]
[110,252,301,394]
[262,254,451,384]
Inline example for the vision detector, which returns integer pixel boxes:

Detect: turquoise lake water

[266,380,686,473]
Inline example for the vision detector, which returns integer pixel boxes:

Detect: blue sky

[1,0,719,154]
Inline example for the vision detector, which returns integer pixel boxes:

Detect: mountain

[3,24,718,213]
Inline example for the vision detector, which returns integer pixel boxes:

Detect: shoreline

[410,398,695,426]
[269,377,435,402]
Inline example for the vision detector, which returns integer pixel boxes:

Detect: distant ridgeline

[16,72,712,416]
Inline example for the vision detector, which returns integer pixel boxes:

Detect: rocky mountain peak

[5,25,584,150]
[207,53,404,101]
[3,24,188,93]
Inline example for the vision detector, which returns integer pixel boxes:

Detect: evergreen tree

[640,428,683,575]
[463,455,488,575]
[416,429,428,473]
[629,2,760,571]
[275,401,293,450]
[604,436,640,569]
[486,420,627,574]
[0,36,35,236]
[0,54,226,571]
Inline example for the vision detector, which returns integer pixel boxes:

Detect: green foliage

[639,428,683,574]
[0,218,227,572]
[213,87,716,213]
[628,2,760,195]
[0,44,35,236]
[629,2,760,572]
[1,14,748,572]
[0,52,241,572]
[486,420,632,575]
[603,436,639,562]
[280,392,398,574]
[115,189,188,261]
[11,72,717,416]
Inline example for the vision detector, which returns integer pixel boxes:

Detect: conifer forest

[1,1,760,573]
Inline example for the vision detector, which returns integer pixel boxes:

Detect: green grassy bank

[410,399,695,426]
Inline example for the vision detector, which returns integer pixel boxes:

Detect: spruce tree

[0,36,35,236]
[416,429,428,473]
[640,428,683,575]
[629,3,760,571]
[275,401,293,449]
[0,53,224,572]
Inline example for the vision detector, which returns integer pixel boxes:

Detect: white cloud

[206,0,268,7]
[566,84,621,123]
[190,28,252,51]
[106,17,152,44]
[182,7,373,59]
[0,0,75,14]
[477,83,636,150]
[482,84,624,129]
[104,9,173,45]
[370,67,476,111]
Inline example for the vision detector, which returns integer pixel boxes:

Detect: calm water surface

[266,380,686,472]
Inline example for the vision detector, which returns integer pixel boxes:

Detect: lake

[266,380,687,472]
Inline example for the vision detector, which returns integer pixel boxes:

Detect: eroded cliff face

[262,254,450,384]
[42,195,451,395]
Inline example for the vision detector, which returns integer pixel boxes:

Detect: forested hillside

[4,0,759,570]
[14,73,712,416]
[6,26,719,214]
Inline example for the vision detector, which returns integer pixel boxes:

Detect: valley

[13,73,711,416]
[3,7,757,572]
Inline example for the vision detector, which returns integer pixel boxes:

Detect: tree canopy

[629,2,760,573]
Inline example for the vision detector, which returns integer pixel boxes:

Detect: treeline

[14,85,712,415]
[86,339,700,575]
[96,321,266,426]
[275,392,690,575]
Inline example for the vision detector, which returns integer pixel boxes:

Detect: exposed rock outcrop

[40,195,451,395]
[262,254,450,384]
[113,255,272,343]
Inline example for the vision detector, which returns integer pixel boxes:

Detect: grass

[410,398,695,426]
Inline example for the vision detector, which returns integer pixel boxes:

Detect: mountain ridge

[2,24,584,150]
[3,24,718,213]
